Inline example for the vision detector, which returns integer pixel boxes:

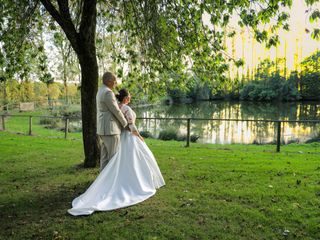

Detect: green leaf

[311,28,320,40]
[309,9,320,23]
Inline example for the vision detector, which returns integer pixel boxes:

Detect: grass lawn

[1,111,82,139]
[0,131,319,240]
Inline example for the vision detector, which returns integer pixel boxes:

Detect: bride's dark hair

[116,88,129,102]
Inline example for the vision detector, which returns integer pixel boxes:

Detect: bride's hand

[132,131,144,141]
[139,136,144,141]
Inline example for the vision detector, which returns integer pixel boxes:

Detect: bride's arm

[122,106,144,141]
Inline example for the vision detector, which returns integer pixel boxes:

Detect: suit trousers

[99,135,120,171]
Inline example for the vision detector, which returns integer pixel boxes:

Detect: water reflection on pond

[133,101,320,144]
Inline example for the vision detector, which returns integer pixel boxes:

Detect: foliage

[166,88,188,103]
[158,128,199,143]
[102,0,310,96]
[139,130,154,139]
[158,128,179,141]
[51,28,80,103]
[295,51,320,100]
[190,134,200,143]
[281,77,301,101]
[238,56,306,101]
[176,134,200,143]
[0,81,80,107]
[166,74,214,102]
[240,74,300,101]
[56,108,81,118]
[300,72,320,100]
[301,50,320,73]
[39,117,58,126]
[165,50,319,102]
[185,77,212,101]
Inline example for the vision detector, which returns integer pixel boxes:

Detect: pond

[133,101,320,144]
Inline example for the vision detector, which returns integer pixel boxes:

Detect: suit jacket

[96,85,127,135]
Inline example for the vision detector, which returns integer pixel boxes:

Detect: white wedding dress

[68,104,165,216]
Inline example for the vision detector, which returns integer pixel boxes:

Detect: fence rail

[1,114,320,152]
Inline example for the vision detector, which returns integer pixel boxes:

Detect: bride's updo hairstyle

[116,88,129,102]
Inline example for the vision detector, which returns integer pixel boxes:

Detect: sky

[225,0,320,77]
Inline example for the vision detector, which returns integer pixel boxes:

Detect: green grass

[0,131,319,240]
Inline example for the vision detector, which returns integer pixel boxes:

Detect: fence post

[276,121,281,152]
[28,116,32,135]
[64,118,69,139]
[1,115,5,131]
[1,115,6,131]
[186,118,191,147]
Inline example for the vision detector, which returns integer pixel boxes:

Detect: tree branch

[40,0,79,52]
[57,0,73,24]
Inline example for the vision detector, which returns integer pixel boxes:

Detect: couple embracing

[68,72,165,216]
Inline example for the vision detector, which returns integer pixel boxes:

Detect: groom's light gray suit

[96,85,127,170]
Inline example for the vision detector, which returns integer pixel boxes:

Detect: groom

[96,72,127,171]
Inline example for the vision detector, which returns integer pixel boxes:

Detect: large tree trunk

[77,0,99,167]
[78,51,99,167]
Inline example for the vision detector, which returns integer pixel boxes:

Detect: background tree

[37,42,55,108]
[300,50,320,100]
[51,29,79,105]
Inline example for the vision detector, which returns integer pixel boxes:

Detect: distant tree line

[167,51,320,102]
[0,81,80,108]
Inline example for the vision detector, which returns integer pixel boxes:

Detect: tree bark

[77,0,99,167]
[78,51,99,167]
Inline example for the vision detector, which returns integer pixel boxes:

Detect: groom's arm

[105,92,127,128]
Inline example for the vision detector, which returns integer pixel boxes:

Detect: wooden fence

[1,114,320,152]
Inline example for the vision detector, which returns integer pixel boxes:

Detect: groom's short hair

[102,72,115,84]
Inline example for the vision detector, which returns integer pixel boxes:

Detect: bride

[68,89,165,216]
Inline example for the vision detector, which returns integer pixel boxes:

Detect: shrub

[282,81,300,101]
[177,134,200,142]
[163,133,200,142]
[190,135,200,142]
[39,117,59,125]
[140,130,154,139]
[240,76,301,101]
[300,72,320,100]
[158,129,178,141]
[240,83,257,100]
